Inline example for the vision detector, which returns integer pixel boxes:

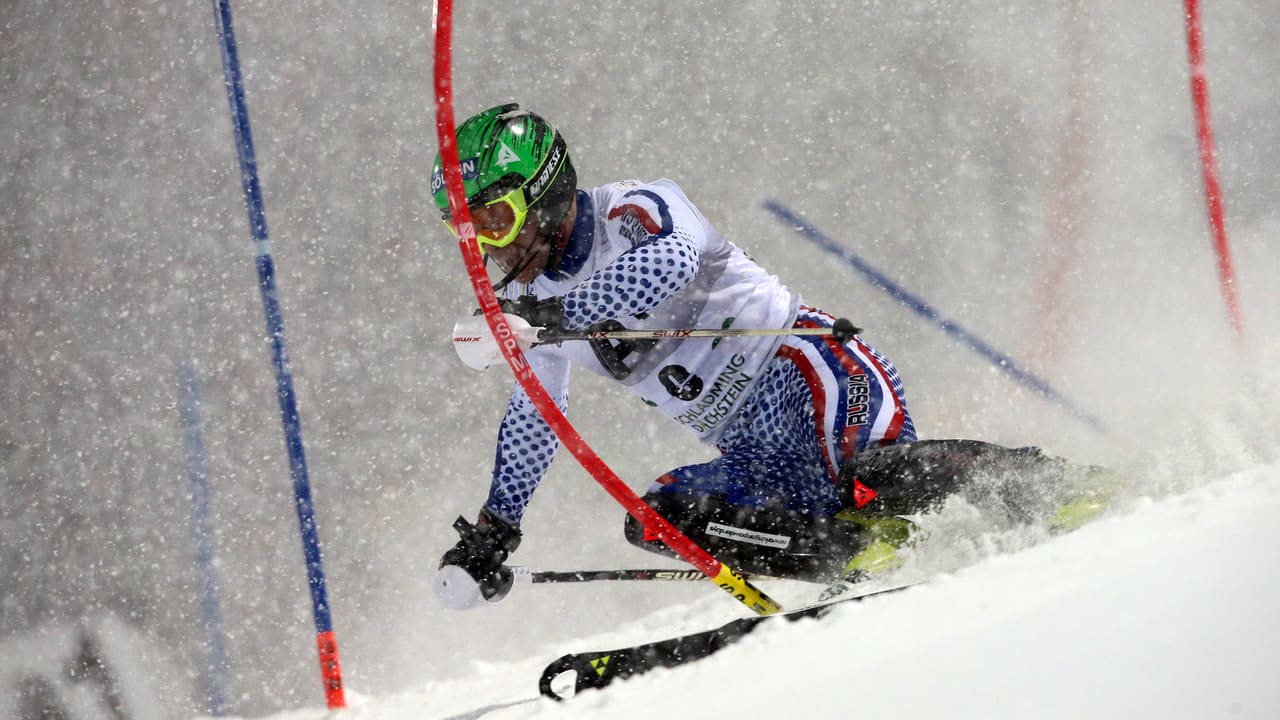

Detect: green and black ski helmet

[431,103,577,254]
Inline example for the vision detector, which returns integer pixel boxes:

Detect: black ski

[538,582,917,700]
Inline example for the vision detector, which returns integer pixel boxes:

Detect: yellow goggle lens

[441,189,529,253]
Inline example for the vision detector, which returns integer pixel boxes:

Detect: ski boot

[1049,465,1127,533]
[820,512,915,600]
[623,492,882,584]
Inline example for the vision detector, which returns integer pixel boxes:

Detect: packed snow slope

[244,462,1280,720]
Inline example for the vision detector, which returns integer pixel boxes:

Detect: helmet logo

[528,141,563,200]
[496,142,521,167]
[430,157,479,195]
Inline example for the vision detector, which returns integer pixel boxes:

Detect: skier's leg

[833,439,1011,515]
[838,438,1118,526]
[619,315,932,584]
[622,488,869,583]
[621,453,867,583]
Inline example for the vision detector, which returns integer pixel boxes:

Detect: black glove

[439,508,523,601]
[498,295,564,332]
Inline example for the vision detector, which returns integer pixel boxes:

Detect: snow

[7,2,1280,718]
[235,462,1280,720]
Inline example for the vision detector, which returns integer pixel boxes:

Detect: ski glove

[434,508,522,610]
[498,296,564,333]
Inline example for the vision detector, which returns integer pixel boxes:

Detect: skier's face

[487,216,552,284]
[487,195,577,284]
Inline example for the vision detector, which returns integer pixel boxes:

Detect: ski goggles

[441,186,529,252]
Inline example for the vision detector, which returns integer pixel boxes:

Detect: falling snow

[3,2,1278,718]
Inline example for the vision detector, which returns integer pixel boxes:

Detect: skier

[432,104,1105,609]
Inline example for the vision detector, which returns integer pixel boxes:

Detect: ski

[538,582,918,700]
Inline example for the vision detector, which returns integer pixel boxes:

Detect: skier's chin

[494,243,550,284]
[514,258,546,284]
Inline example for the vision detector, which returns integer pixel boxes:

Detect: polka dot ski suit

[483,180,916,526]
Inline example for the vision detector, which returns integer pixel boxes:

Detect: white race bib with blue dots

[487,180,797,522]
[524,179,796,439]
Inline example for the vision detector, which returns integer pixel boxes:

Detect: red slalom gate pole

[430,0,780,616]
[1029,0,1092,373]
[1184,0,1245,348]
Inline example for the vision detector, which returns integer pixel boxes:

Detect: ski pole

[512,567,819,585]
[452,314,861,371]
[515,567,710,583]
[541,317,860,343]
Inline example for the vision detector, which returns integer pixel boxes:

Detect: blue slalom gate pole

[764,199,1106,433]
[177,360,230,717]
[209,0,345,707]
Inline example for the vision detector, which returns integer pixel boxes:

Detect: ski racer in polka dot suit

[431,104,1098,609]
[482,180,916,519]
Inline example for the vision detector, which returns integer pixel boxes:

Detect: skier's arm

[484,349,570,525]
[560,197,706,330]
[435,348,568,610]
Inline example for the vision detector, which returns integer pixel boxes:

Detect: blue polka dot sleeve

[560,232,701,330]
[484,352,569,526]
